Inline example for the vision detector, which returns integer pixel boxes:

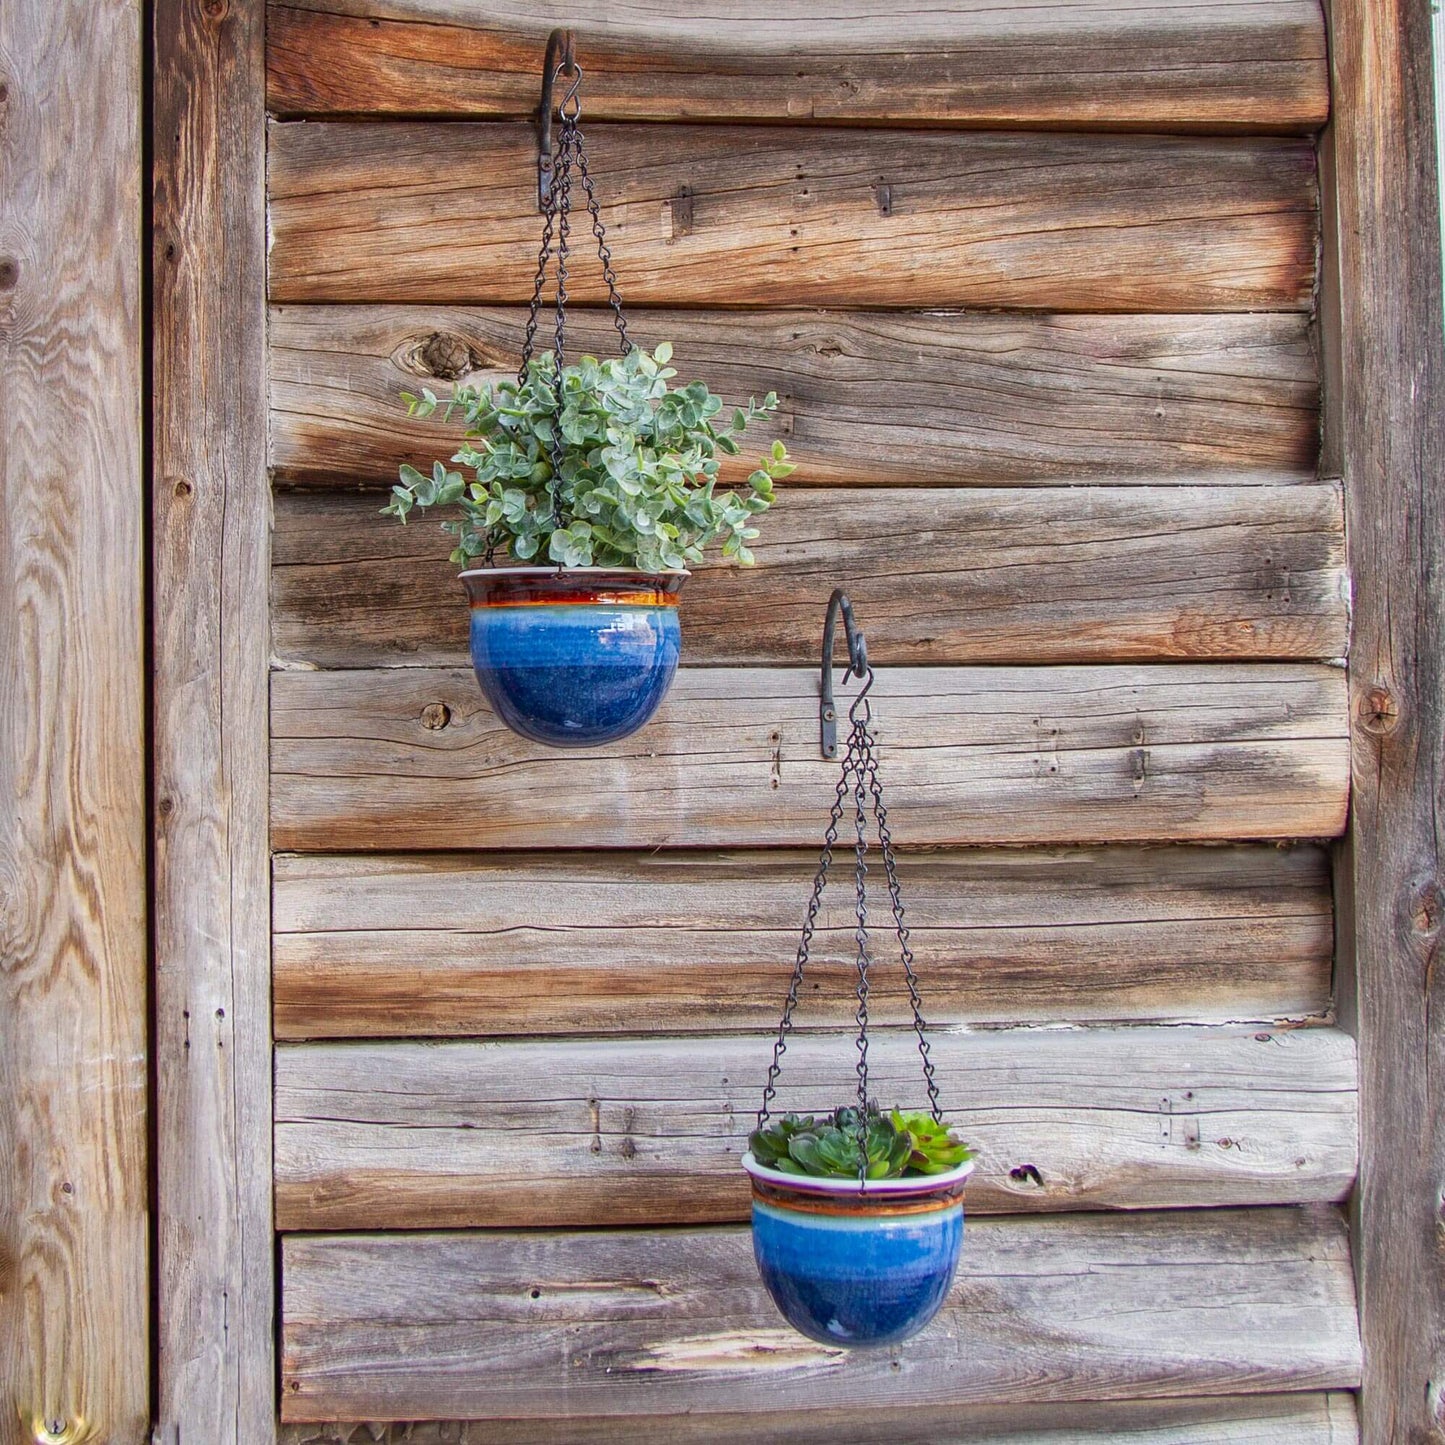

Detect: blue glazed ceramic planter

[459,567,687,747]
[742,1152,973,1348]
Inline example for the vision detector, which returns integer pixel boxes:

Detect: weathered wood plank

[269,300,1323,484]
[0,2,148,1438]
[266,124,1318,312]
[153,0,275,1438]
[270,665,1350,852]
[1320,0,1445,1438]
[272,484,1347,670]
[274,1025,1357,1230]
[266,0,1330,133]
[269,306,1320,489]
[278,1393,1360,1444]
[280,1207,1362,1421]
[273,845,1334,1038]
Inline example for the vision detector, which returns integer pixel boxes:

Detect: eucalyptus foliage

[749,1105,975,1181]
[383,342,793,572]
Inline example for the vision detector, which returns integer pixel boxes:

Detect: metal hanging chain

[757,746,852,1127]
[757,606,946,1145]
[862,743,943,1123]
[518,54,635,542]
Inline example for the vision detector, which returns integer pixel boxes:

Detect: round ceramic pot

[741,1152,974,1348]
[459,568,687,747]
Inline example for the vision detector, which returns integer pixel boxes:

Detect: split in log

[280,1207,1362,1421]
[275,1392,1360,1445]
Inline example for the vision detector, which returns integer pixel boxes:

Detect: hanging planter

[380,30,793,748]
[742,592,978,1348]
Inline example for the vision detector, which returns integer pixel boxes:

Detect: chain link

[516,62,634,548]
[757,664,945,1145]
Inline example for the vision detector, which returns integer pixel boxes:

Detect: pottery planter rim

[741,1151,976,1196]
[458,565,691,580]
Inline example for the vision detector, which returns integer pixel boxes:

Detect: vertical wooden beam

[1322,0,1445,1439]
[0,2,148,1441]
[152,0,274,1439]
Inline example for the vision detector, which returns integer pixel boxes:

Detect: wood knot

[421,702,452,730]
[202,0,229,19]
[1009,1164,1043,1186]
[393,331,496,381]
[0,258,18,291]
[1405,876,1443,941]
[1357,682,1401,737]
[419,332,476,380]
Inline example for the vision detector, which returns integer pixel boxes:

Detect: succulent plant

[383,343,792,572]
[749,1105,974,1181]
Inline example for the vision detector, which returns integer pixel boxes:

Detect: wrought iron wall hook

[538,29,579,211]
[820,588,870,758]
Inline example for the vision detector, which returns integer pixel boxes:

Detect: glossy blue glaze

[468,602,681,747]
[751,1197,964,1348]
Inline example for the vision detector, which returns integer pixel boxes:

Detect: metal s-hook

[820,589,869,758]
[538,29,579,211]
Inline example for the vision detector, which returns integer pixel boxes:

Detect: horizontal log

[272,484,1347,670]
[277,1392,1360,1445]
[274,1024,1358,1230]
[267,1,1330,133]
[268,306,1320,488]
[280,1207,1362,1420]
[270,665,1350,851]
[272,845,1334,1038]
[266,124,1318,311]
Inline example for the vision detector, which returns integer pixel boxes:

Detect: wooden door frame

[152,0,274,1439]
[144,0,1445,1439]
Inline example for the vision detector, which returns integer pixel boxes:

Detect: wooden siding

[266,0,1330,132]
[266,124,1318,311]
[271,664,1349,852]
[269,307,1320,488]
[280,1208,1361,1422]
[261,1,1360,1435]
[274,1025,1357,1230]
[272,845,1334,1038]
[0,2,148,1437]
[274,484,1346,670]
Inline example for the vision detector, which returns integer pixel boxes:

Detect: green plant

[749,1105,975,1181]
[382,343,793,572]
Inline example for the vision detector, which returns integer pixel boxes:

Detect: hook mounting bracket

[820,588,868,759]
[538,29,578,211]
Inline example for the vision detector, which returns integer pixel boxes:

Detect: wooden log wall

[264,3,1360,1437]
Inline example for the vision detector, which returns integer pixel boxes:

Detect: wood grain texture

[1320,0,1445,1439]
[270,665,1350,852]
[266,0,1330,132]
[277,1393,1361,1445]
[272,484,1347,670]
[266,123,1319,311]
[153,0,275,1438]
[0,1,148,1439]
[280,1208,1362,1421]
[269,306,1321,489]
[272,845,1335,1038]
[273,1025,1358,1230]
